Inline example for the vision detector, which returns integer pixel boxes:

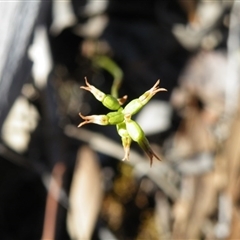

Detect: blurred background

[0,0,239,239]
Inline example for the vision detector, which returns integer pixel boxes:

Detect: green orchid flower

[78,77,167,166]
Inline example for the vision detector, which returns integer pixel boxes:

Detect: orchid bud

[124,114,161,166]
[117,122,132,161]
[81,77,126,110]
[107,110,124,125]
[123,79,167,115]
[103,95,122,110]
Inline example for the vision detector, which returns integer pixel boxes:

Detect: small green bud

[107,110,124,125]
[102,95,121,110]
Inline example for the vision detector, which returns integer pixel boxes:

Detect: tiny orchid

[78,78,167,166]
